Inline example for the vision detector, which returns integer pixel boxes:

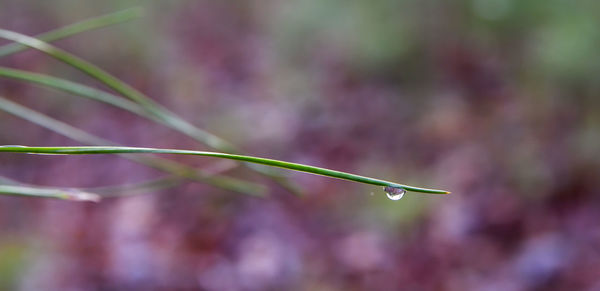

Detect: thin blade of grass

[0,67,246,143]
[0,29,233,150]
[0,174,182,198]
[0,67,147,115]
[0,146,451,194]
[0,30,300,194]
[0,97,267,196]
[0,8,142,58]
[0,184,101,201]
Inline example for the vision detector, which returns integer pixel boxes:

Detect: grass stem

[0,146,450,194]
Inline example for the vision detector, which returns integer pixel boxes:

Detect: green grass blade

[0,67,148,115]
[0,97,267,196]
[0,8,142,58]
[0,174,182,198]
[0,29,232,150]
[0,146,451,194]
[0,67,248,142]
[0,184,101,201]
[0,30,299,194]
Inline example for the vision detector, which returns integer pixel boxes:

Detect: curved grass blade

[0,67,148,115]
[0,8,142,58]
[0,67,302,194]
[0,97,267,196]
[0,29,300,194]
[0,29,233,150]
[0,146,451,194]
[0,184,101,202]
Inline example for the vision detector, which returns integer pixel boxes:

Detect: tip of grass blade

[0,146,450,196]
[433,190,451,194]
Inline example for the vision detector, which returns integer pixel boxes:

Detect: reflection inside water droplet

[384,186,406,201]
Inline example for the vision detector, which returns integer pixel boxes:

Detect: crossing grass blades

[0,9,449,201]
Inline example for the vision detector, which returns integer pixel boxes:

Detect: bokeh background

[1,0,600,290]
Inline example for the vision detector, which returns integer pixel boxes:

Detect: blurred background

[1,0,599,290]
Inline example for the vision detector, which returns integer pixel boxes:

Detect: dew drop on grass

[384,186,406,201]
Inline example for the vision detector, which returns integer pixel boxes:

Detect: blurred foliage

[0,0,599,290]
[0,240,27,290]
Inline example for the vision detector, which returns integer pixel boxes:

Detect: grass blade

[0,184,100,202]
[0,174,182,198]
[0,174,103,201]
[0,146,451,194]
[0,67,148,116]
[0,97,267,196]
[0,29,300,194]
[0,29,232,150]
[0,8,142,58]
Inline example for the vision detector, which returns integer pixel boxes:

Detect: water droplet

[384,186,406,201]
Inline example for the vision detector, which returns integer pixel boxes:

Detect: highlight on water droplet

[384,186,406,201]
